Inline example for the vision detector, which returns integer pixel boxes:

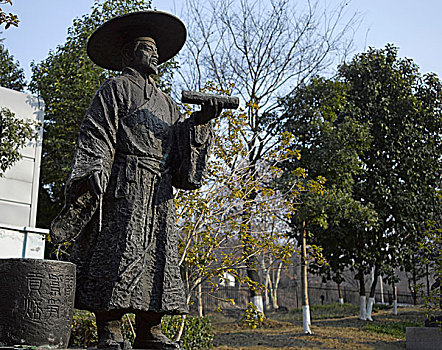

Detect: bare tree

[177,0,359,314]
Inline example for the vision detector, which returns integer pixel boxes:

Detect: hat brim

[87,11,186,71]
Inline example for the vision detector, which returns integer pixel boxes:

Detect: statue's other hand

[195,97,221,124]
[50,171,104,244]
[50,188,98,244]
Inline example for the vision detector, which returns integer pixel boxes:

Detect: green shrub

[69,310,213,350]
[70,310,98,347]
[239,303,265,329]
[121,314,136,344]
[163,315,214,349]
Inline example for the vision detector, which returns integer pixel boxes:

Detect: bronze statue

[51,11,229,350]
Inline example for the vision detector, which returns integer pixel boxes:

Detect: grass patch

[285,303,359,321]
[373,303,392,311]
[310,303,360,319]
[365,321,422,338]
[311,303,360,316]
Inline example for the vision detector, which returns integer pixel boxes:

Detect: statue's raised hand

[194,97,221,125]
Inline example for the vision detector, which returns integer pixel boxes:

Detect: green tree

[280,77,377,326]
[281,45,442,321]
[0,39,38,192]
[0,6,43,260]
[0,108,39,175]
[339,45,441,319]
[419,217,442,321]
[0,43,25,90]
[0,0,19,29]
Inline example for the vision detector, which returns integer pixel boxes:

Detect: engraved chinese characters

[0,259,76,348]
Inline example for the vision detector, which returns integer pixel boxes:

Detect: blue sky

[2,0,442,82]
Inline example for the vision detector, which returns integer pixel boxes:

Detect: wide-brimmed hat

[87,11,186,71]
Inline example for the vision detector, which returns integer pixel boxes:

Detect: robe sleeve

[51,79,121,242]
[170,104,213,190]
[67,79,120,191]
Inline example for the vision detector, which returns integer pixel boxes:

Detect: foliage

[240,303,265,329]
[365,321,421,338]
[281,45,442,298]
[175,84,306,318]
[280,77,376,288]
[29,0,171,233]
[162,315,214,350]
[70,310,98,347]
[0,0,18,29]
[0,107,39,176]
[0,43,26,90]
[69,310,213,350]
[338,45,442,293]
[418,219,442,320]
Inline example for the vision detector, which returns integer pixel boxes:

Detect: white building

[0,86,47,259]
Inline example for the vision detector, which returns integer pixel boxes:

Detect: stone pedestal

[0,259,76,348]
[406,327,442,350]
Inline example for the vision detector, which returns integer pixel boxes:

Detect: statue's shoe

[133,334,182,350]
[97,340,132,350]
[133,340,181,349]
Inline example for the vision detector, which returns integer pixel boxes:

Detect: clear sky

[2,0,442,83]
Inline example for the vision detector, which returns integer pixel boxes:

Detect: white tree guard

[359,295,367,320]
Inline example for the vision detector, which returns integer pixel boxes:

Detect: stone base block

[0,259,76,348]
[406,327,442,350]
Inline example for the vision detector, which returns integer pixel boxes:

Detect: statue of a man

[51,11,219,350]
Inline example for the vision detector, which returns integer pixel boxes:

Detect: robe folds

[53,67,212,314]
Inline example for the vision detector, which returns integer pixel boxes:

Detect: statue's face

[131,38,159,75]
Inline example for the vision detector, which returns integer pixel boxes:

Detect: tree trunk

[379,275,384,304]
[439,281,442,310]
[358,270,367,320]
[263,255,272,311]
[301,221,312,334]
[337,282,344,304]
[271,261,283,310]
[426,263,430,297]
[366,266,379,321]
[197,282,203,317]
[174,315,186,342]
[242,187,264,314]
[392,278,398,315]
[175,294,192,342]
[412,264,417,305]
[248,262,264,313]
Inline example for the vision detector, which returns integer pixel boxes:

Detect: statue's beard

[131,55,158,76]
[147,62,158,75]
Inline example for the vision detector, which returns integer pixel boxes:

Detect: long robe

[52,67,212,314]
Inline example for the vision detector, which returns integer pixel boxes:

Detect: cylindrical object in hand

[182,90,239,109]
